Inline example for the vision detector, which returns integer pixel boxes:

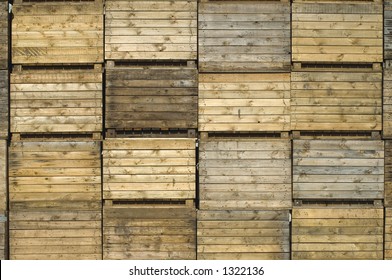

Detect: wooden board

[292,206,384,260]
[0,140,6,214]
[8,140,101,260]
[103,203,196,260]
[0,1,8,69]
[0,70,7,138]
[0,214,7,260]
[197,210,290,260]
[199,138,292,210]
[199,73,290,132]
[12,0,103,64]
[105,0,197,60]
[383,68,392,138]
[293,139,384,201]
[105,64,197,130]
[103,138,196,200]
[198,1,290,72]
[10,68,102,134]
[386,208,392,260]
[385,1,392,59]
[384,141,392,207]
[291,71,382,131]
[292,1,383,63]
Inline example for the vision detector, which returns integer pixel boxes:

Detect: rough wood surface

[9,140,102,260]
[105,0,197,60]
[103,203,196,260]
[0,1,8,69]
[383,68,392,138]
[293,139,384,200]
[384,141,392,206]
[10,68,102,134]
[386,208,392,260]
[292,206,384,260]
[0,140,6,214]
[12,1,103,64]
[199,73,291,132]
[291,71,382,131]
[0,70,7,138]
[105,64,197,130]
[385,1,392,59]
[0,215,7,260]
[103,138,196,200]
[198,1,290,72]
[292,1,383,63]
[197,210,290,260]
[199,139,292,210]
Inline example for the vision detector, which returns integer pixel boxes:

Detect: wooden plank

[0,140,6,214]
[10,69,102,134]
[0,1,8,69]
[0,70,8,138]
[0,217,6,260]
[103,204,196,260]
[291,71,382,131]
[383,70,392,138]
[292,206,383,260]
[386,208,392,259]
[199,138,291,210]
[105,0,196,60]
[292,2,383,64]
[199,73,290,132]
[197,210,290,260]
[12,1,103,64]
[293,139,384,201]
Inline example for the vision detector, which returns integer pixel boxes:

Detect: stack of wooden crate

[103,0,198,260]
[8,0,104,259]
[197,0,291,260]
[291,0,384,260]
[0,0,8,260]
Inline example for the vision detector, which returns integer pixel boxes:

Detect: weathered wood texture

[386,208,392,260]
[0,1,8,69]
[105,0,197,60]
[384,141,392,206]
[12,1,103,64]
[103,203,196,260]
[383,68,392,138]
[199,139,292,210]
[385,1,392,59]
[198,1,290,72]
[0,70,7,138]
[292,1,383,63]
[10,68,102,134]
[197,210,290,260]
[0,140,6,214]
[199,73,290,132]
[293,140,384,201]
[292,206,384,260]
[105,64,197,130]
[103,138,196,200]
[0,214,7,260]
[291,71,382,131]
[9,141,101,260]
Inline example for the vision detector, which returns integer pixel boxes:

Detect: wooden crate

[383,67,392,138]
[10,67,102,134]
[105,62,197,130]
[385,1,392,59]
[291,71,382,131]
[386,208,392,260]
[103,202,196,260]
[385,141,392,206]
[199,73,290,132]
[198,0,290,72]
[293,139,384,201]
[292,1,383,64]
[8,140,101,260]
[0,1,8,69]
[0,214,7,260]
[197,210,290,260]
[12,0,103,64]
[0,140,6,214]
[292,205,384,260]
[0,70,8,138]
[199,138,292,210]
[105,0,197,60]
[103,138,196,200]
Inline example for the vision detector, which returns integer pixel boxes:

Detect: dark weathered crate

[197,210,290,260]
